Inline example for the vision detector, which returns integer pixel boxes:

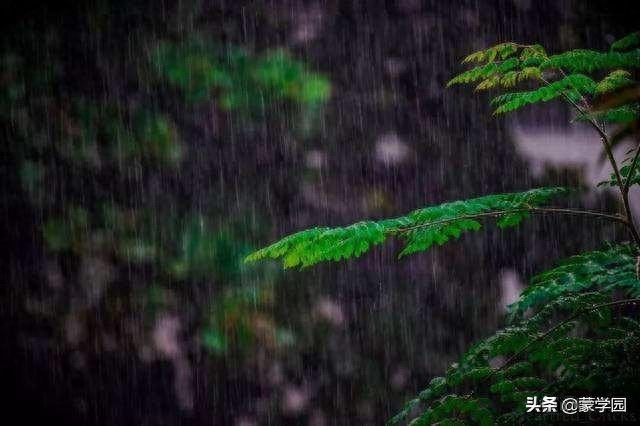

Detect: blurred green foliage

[201,282,295,355]
[42,206,90,252]
[60,100,183,166]
[152,37,331,109]
[2,26,330,362]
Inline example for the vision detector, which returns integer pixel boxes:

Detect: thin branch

[624,145,640,193]
[540,75,640,246]
[532,207,628,223]
[541,76,623,188]
[557,68,591,111]
[565,95,622,185]
[389,206,630,235]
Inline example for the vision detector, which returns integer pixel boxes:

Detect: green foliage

[388,278,640,425]
[125,110,183,164]
[508,244,640,318]
[201,282,294,355]
[42,206,89,252]
[462,42,521,64]
[580,103,640,123]
[449,32,640,123]
[408,394,494,426]
[598,147,640,187]
[447,58,522,87]
[611,32,640,51]
[449,44,547,90]
[165,216,278,285]
[169,220,246,280]
[54,99,183,167]
[152,37,331,108]
[540,49,640,73]
[4,22,330,367]
[248,33,640,424]
[491,74,595,114]
[384,33,640,424]
[595,70,634,95]
[246,187,567,268]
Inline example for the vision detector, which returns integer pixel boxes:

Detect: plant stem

[582,113,640,246]
[542,75,640,247]
[624,145,640,193]
[392,206,630,234]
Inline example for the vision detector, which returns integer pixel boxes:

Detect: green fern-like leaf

[450,40,640,121]
[508,245,640,318]
[540,49,640,73]
[462,49,488,64]
[581,103,640,124]
[490,377,546,395]
[246,188,567,268]
[495,361,532,379]
[519,44,547,62]
[611,32,640,52]
[491,74,596,114]
[595,70,634,95]
[462,42,520,64]
[392,288,640,425]
[404,394,494,426]
[448,58,520,87]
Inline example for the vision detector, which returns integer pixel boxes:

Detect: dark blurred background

[0,0,638,424]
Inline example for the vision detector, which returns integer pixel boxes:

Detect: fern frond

[462,49,488,64]
[494,43,520,60]
[517,66,542,82]
[393,291,640,424]
[490,377,546,395]
[396,394,494,426]
[581,103,639,124]
[519,44,547,62]
[595,70,634,95]
[611,32,640,52]
[447,58,520,87]
[476,69,527,91]
[491,74,596,114]
[540,49,640,73]
[508,245,640,318]
[246,188,568,268]
[495,361,532,379]
[462,43,520,64]
[475,74,501,91]
[498,71,519,88]
[395,302,640,424]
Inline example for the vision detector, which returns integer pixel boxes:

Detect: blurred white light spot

[384,58,406,77]
[152,315,181,358]
[235,417,257,426]
[281,385,309,416]
[305,149,327,169]
[291,5,324,44]
[314,297,345,326]
[499,269,524,312]
[390,366,411,390]
[375,133,410,165]
[511,124,640,220]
